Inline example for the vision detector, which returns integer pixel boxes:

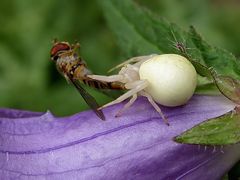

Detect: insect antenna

[52,38,58,44]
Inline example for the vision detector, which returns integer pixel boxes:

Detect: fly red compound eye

[50,42,71,60]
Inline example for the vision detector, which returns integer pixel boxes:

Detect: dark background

[0,0,240,116]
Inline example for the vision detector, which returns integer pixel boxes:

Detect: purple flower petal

[0,95,239,179]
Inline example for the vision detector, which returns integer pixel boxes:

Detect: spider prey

[50,41,125,120]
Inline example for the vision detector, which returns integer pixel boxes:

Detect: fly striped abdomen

[82,78,125,90]
[67,61,125,90]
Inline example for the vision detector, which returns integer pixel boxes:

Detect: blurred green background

[0,0,240,116]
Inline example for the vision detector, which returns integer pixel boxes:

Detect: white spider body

[88,54,197,125]
[139,54,197,107]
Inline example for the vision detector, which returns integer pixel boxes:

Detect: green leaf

[174,108,240,145]
[99,0,183,55]
[99,0,240,91]
[189,26,240,79]
[211,69,240,104]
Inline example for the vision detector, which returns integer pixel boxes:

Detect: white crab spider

[88,54,197,125]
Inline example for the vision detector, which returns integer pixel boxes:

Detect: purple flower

[0,95,239,179]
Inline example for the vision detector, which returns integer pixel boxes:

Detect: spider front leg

[99,80,148,112]
[87,74,124,82]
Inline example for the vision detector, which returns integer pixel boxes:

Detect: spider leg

[115,94,137,117]
[170,28,179,44]
[99,80,148,110]
[87,74,124,82]
[108,54,157,73]
[140,91,169,125]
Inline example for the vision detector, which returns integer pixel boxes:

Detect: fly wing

[69,78,105,120]
[98,88,124,99]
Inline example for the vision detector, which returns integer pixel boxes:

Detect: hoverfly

[50,41,125,120]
